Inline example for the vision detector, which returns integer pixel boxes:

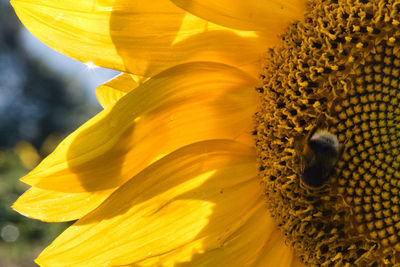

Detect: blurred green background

[0,1,116,266]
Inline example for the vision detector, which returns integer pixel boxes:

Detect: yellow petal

[146,207,303,267]
[12,187,112,222]
[95,73,139,109]
[140,204,278,266]
[253,230,304,267]
[171,0,308,32]
[35,140,263,266]
[22,62,258,192]
[11,0,270,76]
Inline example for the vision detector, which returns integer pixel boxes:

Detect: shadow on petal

[109,0,268,77]
[36,140,271,266]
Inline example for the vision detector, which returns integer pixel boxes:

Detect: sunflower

[10,0,400,266]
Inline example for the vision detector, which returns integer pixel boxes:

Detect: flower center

[255,0,400,265]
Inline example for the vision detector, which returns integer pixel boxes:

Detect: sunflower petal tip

[19,173,36,185]
[11,203,29,218]
[34,257,46,267]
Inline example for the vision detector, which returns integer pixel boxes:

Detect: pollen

[255,0,400,265]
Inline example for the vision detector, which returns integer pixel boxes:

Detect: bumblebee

[300,130,340,188]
